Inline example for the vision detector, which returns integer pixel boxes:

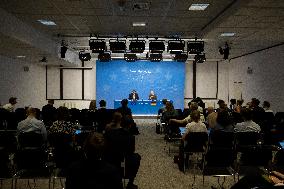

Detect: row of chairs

[179,131,283,188]
[0,130,93,189]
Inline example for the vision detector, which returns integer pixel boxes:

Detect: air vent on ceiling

[133,3,149,10]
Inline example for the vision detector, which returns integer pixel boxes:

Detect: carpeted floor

[134,119,236,189]
[1,119,237,189]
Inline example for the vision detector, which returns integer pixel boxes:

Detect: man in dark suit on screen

[128,90,139,101]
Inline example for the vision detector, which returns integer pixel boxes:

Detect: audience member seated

[234,108,261,133]
[17,107,47,141]
[229,99,237,111]
[105,112,123,132]
[42,99,57,127]
[96,100,110,133]
[49,106,76,135]
[89,100,97,112]
[104,112,141,189]
[263,101,273,113]
[213,110,234,132]
[217,99,228,112]
[116,99,139,135]
[169,102,205,126]
[161,101,178,124]
[235,99,244,113]
[181,110,208,141]
[3,97,17,112]
[206,106,217,129]
[176,110,207,171]
[251,98,265,113]
[65,132,123,189]
[157,98,167,117]
[182,102,191,119]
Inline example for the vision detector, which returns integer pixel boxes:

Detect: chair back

[0,130,17,152]
[18,132,44,149]
[235,132,261,146]
[209,131,235,150]
[184,132,208,152]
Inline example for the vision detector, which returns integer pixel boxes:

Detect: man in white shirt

[3,97,17,112]
[17,107,47,141]
[234,108,261,132]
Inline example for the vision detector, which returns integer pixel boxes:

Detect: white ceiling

[0,0,283,63]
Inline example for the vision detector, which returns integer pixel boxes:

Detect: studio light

[98,52,111,62]
[194,53,206,63]
[187,41,204,54]
[174,53,188,62]
[129,40,145,53]
[149,40,165,53]
[124,53,137,62]
[109,39,126,53]
[89,39,106,53]
[168,40,185,54]
[149,53,162,62]
[79,51,91,61]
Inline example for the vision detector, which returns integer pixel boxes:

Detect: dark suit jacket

[128,93,139,100]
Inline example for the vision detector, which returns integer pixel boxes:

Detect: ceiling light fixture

[149,40,165,53]
[37,19,56,26]
[16,55,26,58]
[132,22,146,27]
[188,3,210,11]
[220,32,236,37]
[129,40,146,53]
[89,39,106,53]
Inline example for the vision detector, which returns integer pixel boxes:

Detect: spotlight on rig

[194,53,206,63]
[168,40,185,54]
[124,53,137,62]
[89,39,106,53]
[109,39,126,53]
[149,53,163,62]
[79,51,91,61]
[187,41,204,54]
[174,53,188,62]
[98,52,111,62]
[149,40,165,53]
[129,40,145,53]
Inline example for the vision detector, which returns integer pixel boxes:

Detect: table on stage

[114,100,165,115]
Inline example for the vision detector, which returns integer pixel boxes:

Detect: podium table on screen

[114,100,165,115]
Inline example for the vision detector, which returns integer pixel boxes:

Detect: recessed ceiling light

[220,32,236,37]
[188,3,210,11]
[132,22,146,27]
[16,55,26,58]
[37,19,56,26]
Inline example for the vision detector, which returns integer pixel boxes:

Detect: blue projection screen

[96,60,185,110]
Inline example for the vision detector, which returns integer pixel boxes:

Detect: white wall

[0,56,46,109]
[228,45,284,112]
